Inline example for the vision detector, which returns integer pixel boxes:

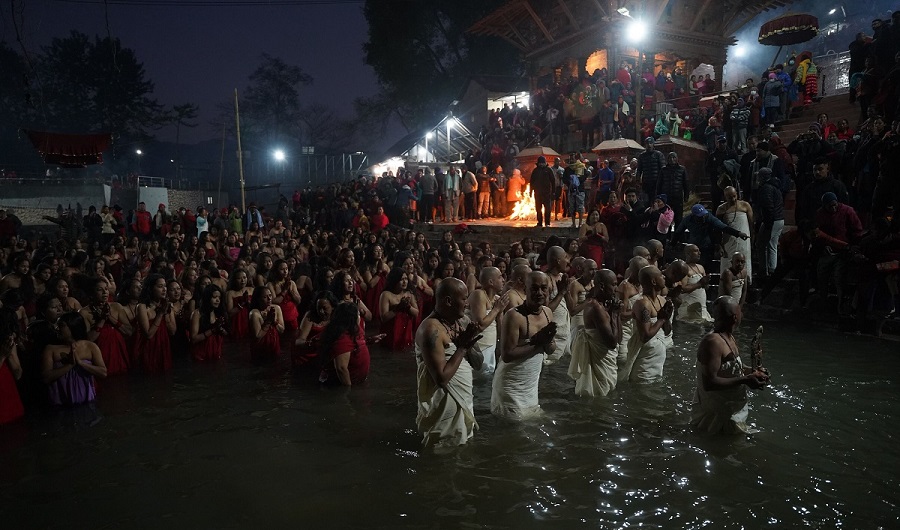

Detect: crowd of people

[1,13,899,445]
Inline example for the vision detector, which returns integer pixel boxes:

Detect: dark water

[2,320,898,528]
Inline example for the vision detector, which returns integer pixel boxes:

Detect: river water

[1,319,898,528]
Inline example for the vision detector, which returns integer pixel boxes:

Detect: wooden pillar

[713,62,724,92]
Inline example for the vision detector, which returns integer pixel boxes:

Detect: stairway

[773,94,859,144]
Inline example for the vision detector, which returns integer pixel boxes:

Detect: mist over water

[1,318,898,527]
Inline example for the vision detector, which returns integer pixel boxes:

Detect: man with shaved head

[715,185,753,283]
[493,271,557,418]
[675,244,713,324]
[465,267,510,372]
[646,239,664,269]
[506,263,531,307]
[415,277,484,448]
[633,245,650,260]
[544,246,574,363]
[617,256,649,373]
[568,259,598,337]
[691,296,769,434]
[621,265,673,382]
[569,269,622,397]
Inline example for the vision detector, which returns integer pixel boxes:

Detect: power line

[51,0,364,6]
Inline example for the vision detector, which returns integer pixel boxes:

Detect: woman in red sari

[189,284,227,362]
[249,286,285,361]
[293,290,337,368]
[226,269,253,341]
[81,278,132,375]
[578,210,609,267]
[267,259,302,346]
[379,268,419,351]
[361,243,389,321]
[134,274,176,374]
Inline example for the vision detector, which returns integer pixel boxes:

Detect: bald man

[492,271,557,418]
[544,246,574,364]
[719,251,748,308]
[691,296,768,434]
[675,244,714,324]
[568,259,597,337]
[633,245,651,260]
[621,265,673,383]
[646,239,664,269]
[465,267,511,372]
[507,263,531,308]
[569,269,622,397]
[415,277,484,448]
[617,256,649,373]
[715,186,753,283]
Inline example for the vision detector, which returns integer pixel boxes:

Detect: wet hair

[36,292,60,318]
[140,273,166,304]
[308,290,339,324]
[58,311,89,341]
[318,301,361,366]
[250,285,271,311]
[330,270,354,299]
[385,267,407,292]
[199,284,226,321]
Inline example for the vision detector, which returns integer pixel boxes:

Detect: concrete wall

[167,189,230,212]
[0,183,107,227]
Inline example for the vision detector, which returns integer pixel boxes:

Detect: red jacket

[134,210,152,235]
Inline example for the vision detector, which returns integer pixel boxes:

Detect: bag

[568,173,581,191]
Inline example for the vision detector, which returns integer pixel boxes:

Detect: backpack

[568,172,581,191]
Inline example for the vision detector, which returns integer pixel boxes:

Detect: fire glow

[508,185,537,220]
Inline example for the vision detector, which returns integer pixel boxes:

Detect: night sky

[1,0,376,143]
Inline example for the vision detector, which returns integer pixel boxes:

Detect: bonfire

[508,185,537,220]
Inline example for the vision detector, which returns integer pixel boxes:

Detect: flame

[508,185,537,220]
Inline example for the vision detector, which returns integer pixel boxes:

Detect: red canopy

[25,130,112,167]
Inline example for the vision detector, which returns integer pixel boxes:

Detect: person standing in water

[415,278,484,449]
[691,296,769,434]
[465,267,510,372]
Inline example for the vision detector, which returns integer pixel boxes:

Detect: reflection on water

[2,321,898,527]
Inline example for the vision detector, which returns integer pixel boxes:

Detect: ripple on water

[2,321,899,527]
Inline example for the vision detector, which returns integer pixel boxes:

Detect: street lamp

[273,149,286,162]
[734,44,747,58]
[135,149,143,173]
[423,131,434,162]
[626,19,649,141]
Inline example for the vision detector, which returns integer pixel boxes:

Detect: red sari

[134,325,172,374]
[364,272,386,322]
[96,322,130,375]
[381,310,415,351]
[292,321,325,368]
[253,326,281,361]
[191,320,224,362]
[0,362,24,424]
[230,293,250,340]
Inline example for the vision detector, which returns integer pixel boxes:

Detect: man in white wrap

[465,267,510,372]
[415,278,485,449]
[544,246,573,364]
[715,186,753,283]
[675,245,714,324]
[617,256,649,382]
[492,272,557,418]
[567,259,597,341]
[569,269,622,397]
[691,296,769,434]
[622,266,674,383]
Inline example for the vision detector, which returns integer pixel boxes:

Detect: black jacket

[757,178,784,223]
[636,150,666,190]
[530,164,556,197]
[658,163,689,203]
[798,177,849,222]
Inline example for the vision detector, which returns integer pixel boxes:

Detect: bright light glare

[426,131,434,139]
[828,8,836,14]
[135,149,142,155]
[734,45,747,58]
[628,19,648,43]
[273,149,286,161]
